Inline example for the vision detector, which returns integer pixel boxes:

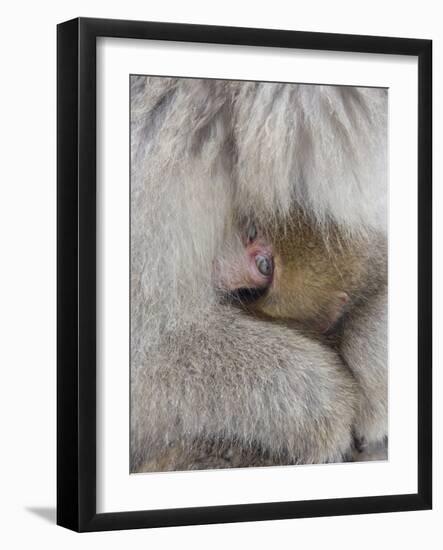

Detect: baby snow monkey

[215,214,386,335]
[214,214,388,459]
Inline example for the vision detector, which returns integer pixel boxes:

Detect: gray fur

[130,76,387,472]
[131,307,358,471]
[341,288,388,451]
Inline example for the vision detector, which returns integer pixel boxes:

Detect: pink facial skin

[215,227,349,335]
[214,233,274,292]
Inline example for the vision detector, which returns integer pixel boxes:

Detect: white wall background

[0,1,440,547]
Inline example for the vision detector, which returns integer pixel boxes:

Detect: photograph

[130,75,388,473]
[56,16,432,531]
[0,0,438,545]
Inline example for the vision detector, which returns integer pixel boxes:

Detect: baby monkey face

[218,221,354,333]
[214,224,274,293]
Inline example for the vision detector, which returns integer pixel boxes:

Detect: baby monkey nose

[255,255,273,277]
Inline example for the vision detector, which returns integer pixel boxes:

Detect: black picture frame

[57,17,432,532]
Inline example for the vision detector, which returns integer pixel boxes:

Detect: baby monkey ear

[321,291,350,334]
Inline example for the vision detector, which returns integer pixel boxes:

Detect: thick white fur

[233,83,387,233]
[130,76,387,470]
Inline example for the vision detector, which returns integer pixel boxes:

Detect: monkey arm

[340,287,388,453]
[131,306,359,472]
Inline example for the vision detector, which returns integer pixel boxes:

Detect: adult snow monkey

[130,76,387,471]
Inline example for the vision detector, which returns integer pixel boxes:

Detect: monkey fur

[130,76,388,472]
[216,217,388,458]
[218,216,387,332]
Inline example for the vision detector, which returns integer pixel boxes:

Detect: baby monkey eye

[255,255,272,277]
[247,222,257,243]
